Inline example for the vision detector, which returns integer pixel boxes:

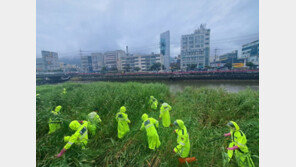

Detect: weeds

[36,82,258,167]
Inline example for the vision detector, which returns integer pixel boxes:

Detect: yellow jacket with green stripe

[63,120,88,150]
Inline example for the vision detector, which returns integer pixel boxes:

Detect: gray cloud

[37,0,258,58]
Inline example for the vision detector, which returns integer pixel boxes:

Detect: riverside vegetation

[36,82,259,167]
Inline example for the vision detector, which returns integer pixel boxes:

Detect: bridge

[36,70,259,85]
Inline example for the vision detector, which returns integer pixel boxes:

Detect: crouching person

[56,120,89,158]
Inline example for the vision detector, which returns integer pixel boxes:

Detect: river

[165,80,258,93]
[143,80,259,93]
[71,80,258,93]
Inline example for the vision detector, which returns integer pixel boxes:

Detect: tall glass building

[160,30,170,70]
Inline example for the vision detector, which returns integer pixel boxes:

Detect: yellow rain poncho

[173,120,190,158]
[87,111,102,136]
[140,113,161,150]
[227,121,255,167]
[62,88,67,95]
[63,120,89,150]
[48,105,62,134]
[149,96,158,110]
[159,102,172,127]
[115,106,131,139]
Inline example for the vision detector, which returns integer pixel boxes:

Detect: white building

[36,58,43,72]
[242,40,259,65]
[81,55,93,72]
[104,50,125,71]
[160,31,170,70]
[121,53,164,71]
[41,50,59,71]
[180,24,210,70]
[91,53,104,72]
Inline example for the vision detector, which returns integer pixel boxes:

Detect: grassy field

[36,82,259,167]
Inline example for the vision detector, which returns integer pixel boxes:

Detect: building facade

[91,53,104,72]
[180,24,210,70]
[160,31,170,70]
[104,50,125,71]
[242,40,259,65]
[36,58,44,72]
[81,55,93,72]
[41,50,59,71]
[210,50,245,69]
[219,50,238,63]
[121,53,164,71]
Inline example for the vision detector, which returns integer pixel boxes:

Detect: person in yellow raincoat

[173,120,190,158]
[159,100,172,127]
[149,96,158,111]
[115,106,131,139]
[87,109,102,136]
[48,105,62,134]
[224,121,255,167]
[56,120,89,158]
[140,113,161,150]
[62,88,67,95]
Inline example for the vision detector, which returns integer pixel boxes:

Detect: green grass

[36,82,259,167]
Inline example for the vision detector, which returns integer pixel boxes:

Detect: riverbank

[70,79,259,93]
[36,82,259,166]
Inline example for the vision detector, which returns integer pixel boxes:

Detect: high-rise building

[160,31,170,70]
[242,40,259,65]
[180,24,210,70]
[41,50,59,71]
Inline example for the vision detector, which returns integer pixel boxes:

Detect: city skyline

[37,0,259,58]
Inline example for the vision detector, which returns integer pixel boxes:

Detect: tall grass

[36,82,259,167]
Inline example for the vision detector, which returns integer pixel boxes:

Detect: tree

[101,66,107,71]
[134,67,141,72]
[101,66,107,73]
[246,62,254,69]
[123,64,131,72]
[150,63,162,71]
[224,63,232,70]
[186,64,197,71]
[170,62,180,71]
[110,66,118,72]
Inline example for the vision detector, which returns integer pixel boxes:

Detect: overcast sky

[37,0,259,58]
